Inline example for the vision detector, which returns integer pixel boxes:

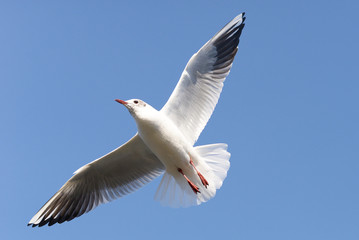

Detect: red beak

[115,99,128,105]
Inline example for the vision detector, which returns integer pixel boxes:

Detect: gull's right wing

[28,134,165,227]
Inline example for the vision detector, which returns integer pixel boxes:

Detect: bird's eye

[134,100,139,104]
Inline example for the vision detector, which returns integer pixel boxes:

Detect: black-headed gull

[28,12,246,227]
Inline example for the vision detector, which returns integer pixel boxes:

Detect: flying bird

[28,12,246,227]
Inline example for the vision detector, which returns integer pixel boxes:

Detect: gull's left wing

[161,13,246,145]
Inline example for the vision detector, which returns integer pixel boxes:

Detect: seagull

[28,12,246,227]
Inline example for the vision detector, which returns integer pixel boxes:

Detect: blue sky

[1,0,358,239]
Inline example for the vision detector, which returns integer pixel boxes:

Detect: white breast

[135,111,193,173]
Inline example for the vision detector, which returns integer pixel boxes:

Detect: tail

[154,143,230,207]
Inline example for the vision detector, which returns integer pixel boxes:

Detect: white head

[115,98,156,120]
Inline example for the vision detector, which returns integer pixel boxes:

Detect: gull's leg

[190,158,209,188]
[177,168,200,194]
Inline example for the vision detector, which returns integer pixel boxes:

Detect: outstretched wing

[28,134,165,227]
[161,13,246,145]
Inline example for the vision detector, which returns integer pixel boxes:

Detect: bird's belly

[137,119,191,172]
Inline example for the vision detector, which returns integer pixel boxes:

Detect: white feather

[154,143,230,207]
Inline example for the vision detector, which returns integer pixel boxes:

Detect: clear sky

[1,0,358,239]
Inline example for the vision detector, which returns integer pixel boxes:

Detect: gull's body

[28,13,246,227]
[135,105,194,173]
[123,100,224,205]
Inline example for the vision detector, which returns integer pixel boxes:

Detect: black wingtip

[241,12,246,24]
[27,223,37,228]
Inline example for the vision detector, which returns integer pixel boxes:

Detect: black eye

[134,100,139,104]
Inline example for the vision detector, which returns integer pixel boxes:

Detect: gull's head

[115,98,153,119]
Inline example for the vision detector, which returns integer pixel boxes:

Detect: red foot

[190,159,209,188]
[177,168,200,194]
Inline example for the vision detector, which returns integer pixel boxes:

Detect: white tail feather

[154,143,230,207]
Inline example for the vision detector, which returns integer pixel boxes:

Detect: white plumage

[28,12,246,227]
